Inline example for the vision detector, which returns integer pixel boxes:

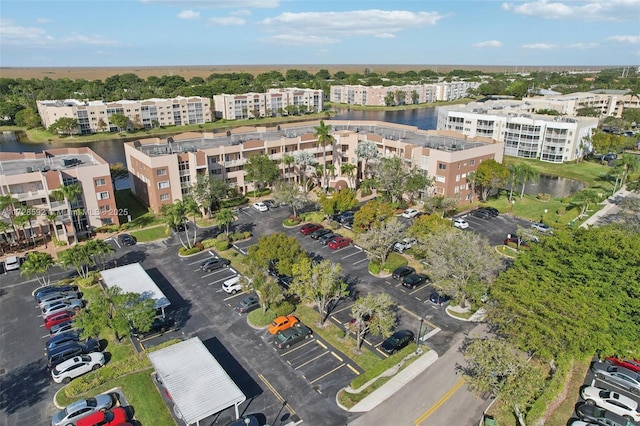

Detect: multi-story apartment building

[523,90,639,118]
[212,88,324,120]
[330,82,480,106]
[36,96,212,134]
[124,120,503,212]
[437,100,599,163]
[0,148,119,246]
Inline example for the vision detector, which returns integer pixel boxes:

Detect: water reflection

[520,175,584,198]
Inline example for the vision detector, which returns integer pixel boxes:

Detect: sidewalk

[580,187,630,228]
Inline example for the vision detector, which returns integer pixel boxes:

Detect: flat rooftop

[132,121,489,157]
[0,152,101,176]
[438,100,592,123]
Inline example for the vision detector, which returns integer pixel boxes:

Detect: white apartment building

[437,100,599,163]
[213,88,324,120]
[524,90,639,118]
[37,96,212,134]
[330,82,480,106]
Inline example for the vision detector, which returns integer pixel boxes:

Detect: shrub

[383,253,408,272]
[557,207,566,215]
[221,197,248,208]
[537,193,551,201]
[368,262,382,274]
[216,233,230,242]
[201,238,217,249]
[272,300,296,316]
[179,246,201,256]
[251,188,272,197]
[195,241,205,251]
[215,240,231,251]
[93,225,120,233]
[526,356,571,423]
[243,231,251,239]
[76,271,100,288]
[350,344,417,389]
[247,309,277,327]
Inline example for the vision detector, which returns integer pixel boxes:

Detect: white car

[222,276,244,294]
[51,352,105,384]
[4,255,20,271]
[453,218,469,229]
[253,202,269,212]
[38,292,81,308]
[580,385,640,422]
[401,209,419,218]
[531,222,553,234]
[393,238,417,253]
[41,299,84,317]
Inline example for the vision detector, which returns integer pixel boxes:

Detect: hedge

[179,246,201,256]
[350,344,417,389]
[201,238,217,249]
[368,262,382,274]
[215,240,231,251]
[272,300,296,316]
[221,197,249,208]
[383,252,408,272]
[250,188,272,197]
[526,356,572,423]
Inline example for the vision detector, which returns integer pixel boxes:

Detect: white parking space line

[353,258,369,265]
[280,339,316,356]
[410,286,431,295]
[207,276,233,286]
[330,304,353,315]
[294,351,330,370]
[201,269,233,279]
[339,250,362,259]
[309,363,346,384]
[222,291,247,301]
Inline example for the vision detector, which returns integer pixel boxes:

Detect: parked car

[575,403,636,426]
[332,211,355,223]
[401,208,419,218]
[4,255,20,271]
[45,311,76,330]
[262,199,280,209]
[46,339,100,370]
[503,236,531,249]
[591,361,640,394]
[310,228,332,240]
[393,238,417,253]
[49,320,77,336]
[200,257,231,272]
[51,394,115,426]
[45,331,82,352]
[222,275,245,294]
[381,330,415,354]
[51,352,106,384]
[392,265,415,281]
[76,407,129,426]
[277,275,293,289]
[226,415,260,426]
[318,232,340,245]
[41,299,84,317]
[471,208,493,219]
[300,223,323,235]
[273,324,312,349]
[252,202,269,212]
[131,316,175,339]
[268,315,300,335]
[580,386,640,422]
[606,357,640,373]
[453,218,469,229]
[531,222,553,233]
[328,237,352,250]
[118,233,136,246]
[38,291,81,307]
[342,218,354,230]
[34,284,79,303]
[234,295,260,314]
[429,291,451,306]
[402,273,429,289]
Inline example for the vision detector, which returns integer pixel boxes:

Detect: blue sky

[1,0,638,67]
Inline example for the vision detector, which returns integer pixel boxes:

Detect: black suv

[310,229,332,240]
[392,266,415,280]
[200,257,231,272]
[131,316,175,339]
[46,338,100,369]
[402,273,429,289]
[471,208,493,220]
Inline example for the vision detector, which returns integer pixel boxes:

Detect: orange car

[268,315,299,335]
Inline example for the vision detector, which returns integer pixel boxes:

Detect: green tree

[0,220,11,244]
[244,154,280,197]
[314,120,335,190]
[318,188,357,217]
[109,113,129,130]
[97,118,107,132]
[246,232,306,276]
[290,258,348,325]
[244,266,284,314]
[58,244,93,278]
[85,238,114,270]
[282,154,295,181]
[352,200,396,233]
[14,107,41,128]
[408,214,451,238]
[340,162,357,189]
[216,208,235,235]
[414,228,500,307]
[405,169,432,203]
[372,156,409,204]
[48,117,79,135]
[614,154,640,188]
[20,252,55,286]
[190,173,229,217]
[293,150,316,191]
[357,218,405,265]
[462,338,546,426]
[422,196,458,219]
[517,163,540,199]
[160,199,194,249]
[273,181,307,218]
[474,159,509,201]
[0,194,20,242]
[571,188,602,218]
[348,293,396,352]
[51,183,83,245]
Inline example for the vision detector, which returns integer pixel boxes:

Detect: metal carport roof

[148,337,246,425]
[100,263,170,310]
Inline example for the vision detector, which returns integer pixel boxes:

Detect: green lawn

[115,189,165,229]
[130,225,169,242]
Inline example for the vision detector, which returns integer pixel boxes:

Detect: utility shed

[100,263,170,313]
[148,337,246,425]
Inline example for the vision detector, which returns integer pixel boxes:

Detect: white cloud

[140,0,278,8]
[569,42,598,49]
[260,10,444,40]
[259,34,340,46]
[607,35,640,44]
[60,33,122,46]
[502,0,640,22]
[522,43,556,49]
[376,33,396,39]
[473,40,502,48]
[230,9,251,16]
[0,19,121,47]
[177,10,200,19]
[208,16,245,26]
[36,18,52,24]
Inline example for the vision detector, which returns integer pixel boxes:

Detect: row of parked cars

[300,223,353,249]
[52,392,133,426]
[570,357,640,426]
[390,265,451,305]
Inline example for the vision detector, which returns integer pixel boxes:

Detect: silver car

[38,292,80,308]
[51,393,114,426]
[591,361,640,394]
[41,299,84,317]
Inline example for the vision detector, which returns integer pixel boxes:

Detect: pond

[518,174,585,198]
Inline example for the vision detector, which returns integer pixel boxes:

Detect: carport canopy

[100,263,170,311]
[148,337,247,425]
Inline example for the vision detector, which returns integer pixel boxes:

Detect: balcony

[15,189,48,201]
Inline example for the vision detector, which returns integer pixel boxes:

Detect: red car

[328,237,352,250]
[76,407,129,426]
[44,311,76,330]
[300,223,323,235]
[606,357,640,373]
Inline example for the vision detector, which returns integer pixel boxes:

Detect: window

[95,178,106,187]
[156,169,167,176]
[102,218,113,225]
[469,159,475,166]
[438,163,447,170]
[158,181,170,189]
[455,175,460,182]
[97,191,109,200]
[160,194,170,201]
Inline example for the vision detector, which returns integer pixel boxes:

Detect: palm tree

[282,154,295,182]
[341,163,357,189]
[13,214,30,246]
[20,252,55,286]
[518,164,540,199]
[0,194,19,242]
[293,151,316,191]
[161,200,191,249]
[216,208,235,235]
[86,239,115,270]
[467,171,477,204]
[46,212,58,243]
[51,183,83,245]
[313,120,335,191]
[183,195,200,245]
[506,164,520,202]
[0,220,11,247]
[616,154,640,189]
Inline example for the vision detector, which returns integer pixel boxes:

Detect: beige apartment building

[37,96,212,134]
[213,88,324,120]
[524,90,640,118]
[124,120,503,213]
[0,148,119,246]
[330,82,480,106]
[437,100,599,163]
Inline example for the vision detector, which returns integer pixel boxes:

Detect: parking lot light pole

[416,317,424,353]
